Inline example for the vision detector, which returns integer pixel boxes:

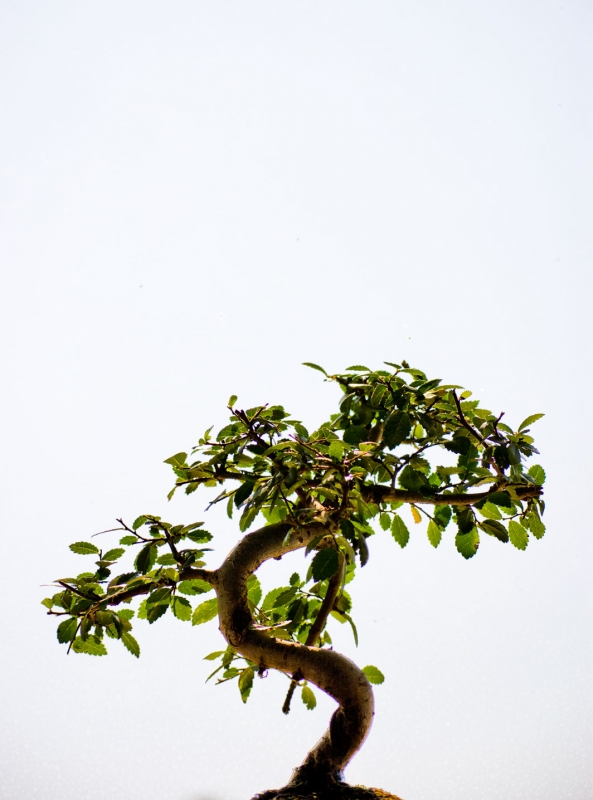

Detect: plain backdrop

[1,2,591,799]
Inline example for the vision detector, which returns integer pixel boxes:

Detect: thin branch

[282,550,345,715]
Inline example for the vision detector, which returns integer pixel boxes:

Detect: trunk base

[250,783,403,800]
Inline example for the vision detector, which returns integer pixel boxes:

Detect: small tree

[43,362,546,799]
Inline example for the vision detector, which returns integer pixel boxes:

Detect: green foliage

[301,685,317,710]
[44,361,545,715]
[362,665,385,685]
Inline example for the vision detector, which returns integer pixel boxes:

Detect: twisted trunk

[214,522,375,788]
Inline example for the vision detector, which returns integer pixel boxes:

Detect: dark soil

[250,784,403,800]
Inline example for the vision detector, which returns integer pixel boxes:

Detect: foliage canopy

[44,360,545,716]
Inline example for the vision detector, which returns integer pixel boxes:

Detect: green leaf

[146,603,168,624]
[391,514,410,548]
[102,548,125,562]
[477,502,502,520]
[479,519,509,543]
[247,575,262,607]
[192,598,219,626]
[383,411,412,449]
[234,481,255,508]
[57,617,78,644]
[434,505,452,529]
[261,586,294,611]
[456,508,475,534]
[163,452,187,466]
[119,535,138,545]
[239,667,255,703]
[121,632,140,658]
[343,425,367,446]
[171,596,192,621]
[135,543,157,574]
[379,513,391,531]
[69,541,99,556]
[203,650,225,661]
[156,554,177,566]
[302,362,328,376]
[487,491,513,508]
[311,549,340,581]
[455,528,480,559]
[178,580,213,596]
[508,520,529,551]
[72,634,107,656]
[345,365,370,371]
[427,520,442,548]
[362,665,385,685]
[82,634,108,656]
[132,516,148,530]
[528,464,546,485]
[301,685,317,710]
[398,465,428,492]
[518,413,544,431]
[228,394,238,407]
[329,440,345,460]
[526,511,545,539]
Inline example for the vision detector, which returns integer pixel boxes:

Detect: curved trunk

[215,522,375,787]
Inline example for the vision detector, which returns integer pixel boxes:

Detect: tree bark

[214,522,375,788]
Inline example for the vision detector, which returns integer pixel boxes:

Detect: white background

[1,2,591,799]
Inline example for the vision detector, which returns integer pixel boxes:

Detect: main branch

[214,522,375,789]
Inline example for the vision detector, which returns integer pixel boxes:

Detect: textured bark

[214,522,375,787]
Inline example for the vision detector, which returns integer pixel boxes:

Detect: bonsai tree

[43,362,546,799]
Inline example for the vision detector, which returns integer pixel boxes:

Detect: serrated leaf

[102,548,125,562]
[261,586,294,611]
[171,596,192,621]
[329,440,345,460]
[156,553,177,566]
[163,452,187,466]
[203,650,225,661]
[177,579,213,596]
[455,528,480,559]
[477,502,502,520]
[302,362,328,376]
[479,519,509,543]
[247,575,262,607]
[57,617,78,644]
[135,543,157,574]
[69,541,99,556]
[518,413,544,431]
[379,513,390,531]
[121,632,140,658]
[362,665,385,685]
[311,549,340,581]
[132,516,148,531]
[146,603,168,624]
[301,685,317,710]
[239,667,255,703]
[391,514,410,548]
[487,491,513,508]
[508,520,529,550]
[72,634,107,656]
[192,598,219,626]
[410,506,421,524]
[119,535,138,545]
[427,520,442,548]
[526,511,545,539]
[383,411,412,448]
[528,464,546,485]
